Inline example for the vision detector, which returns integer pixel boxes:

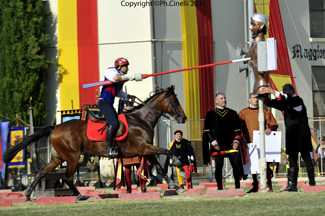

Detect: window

[312,66,325,117]
[310,0,325,38]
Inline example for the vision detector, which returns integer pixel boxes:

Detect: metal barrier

[158,117,325,180]
[4,116,324,188]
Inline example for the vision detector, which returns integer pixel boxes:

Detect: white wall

[153,5,184,155]
[153,5,184,109]
[211,0,248,113]
[97,0,154,107]
[98,0,152,43]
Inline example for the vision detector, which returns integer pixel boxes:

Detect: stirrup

[110,148,119,156]
[104,148,119,157]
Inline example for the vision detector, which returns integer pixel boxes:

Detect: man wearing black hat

[164,130,196,189]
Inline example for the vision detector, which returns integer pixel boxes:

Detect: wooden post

[259,98,267,190]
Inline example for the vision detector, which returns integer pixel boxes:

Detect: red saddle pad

[87,113,128,142]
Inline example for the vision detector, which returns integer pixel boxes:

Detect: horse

[3,85,187,201]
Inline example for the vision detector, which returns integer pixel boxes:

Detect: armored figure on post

[245,13,270,95]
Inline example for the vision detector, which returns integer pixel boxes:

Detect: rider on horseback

[98,57,135,157]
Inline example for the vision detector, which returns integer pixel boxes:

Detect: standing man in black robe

[262,84,316,191]
[202,93,248,190]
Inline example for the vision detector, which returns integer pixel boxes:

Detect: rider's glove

[121,75,135,81]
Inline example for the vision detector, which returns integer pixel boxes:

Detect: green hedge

[0,0,54,126]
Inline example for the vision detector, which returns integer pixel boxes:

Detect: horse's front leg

[141,145,185,193]
[145,155,184,193]
[164,149,186,172]
[141,144,184,170]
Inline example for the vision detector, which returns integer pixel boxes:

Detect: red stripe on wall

[196,0,215,119]
[77,0,99,107]
[269,0,297,91]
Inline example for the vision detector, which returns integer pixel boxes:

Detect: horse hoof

[176,188,185,193]
[168,182,175,189]
[77,194,93,201]
[85,196,93,201]
[24,187,33,196]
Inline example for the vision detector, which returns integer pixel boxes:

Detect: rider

[98,57,135,157]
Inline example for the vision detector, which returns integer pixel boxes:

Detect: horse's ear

[167,85,175,94]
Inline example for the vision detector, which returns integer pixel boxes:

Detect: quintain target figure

[245,13,269,95]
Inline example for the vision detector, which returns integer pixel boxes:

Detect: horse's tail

[3,126,54,164]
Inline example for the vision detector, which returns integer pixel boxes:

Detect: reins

[132,95,178,120]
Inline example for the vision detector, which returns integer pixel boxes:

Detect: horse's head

[161,85,187,124]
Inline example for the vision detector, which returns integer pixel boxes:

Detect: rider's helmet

[114,57,129,68]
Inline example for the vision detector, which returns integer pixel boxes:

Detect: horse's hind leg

[24,156,63,202]
[144,155,185,193]
[63,158,91,201]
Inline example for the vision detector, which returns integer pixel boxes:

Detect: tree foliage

[0,0,53,126]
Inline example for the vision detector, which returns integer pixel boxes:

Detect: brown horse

[3,85,187,201]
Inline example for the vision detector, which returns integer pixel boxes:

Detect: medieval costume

[164,136,196,189]
[202,107,248,190]
[264,90,315,191]
[113,156,148,193]
[239,106,278,192]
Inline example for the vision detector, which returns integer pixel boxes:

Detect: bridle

[133,93,181,120]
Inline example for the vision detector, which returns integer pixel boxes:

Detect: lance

[83,57,252,89]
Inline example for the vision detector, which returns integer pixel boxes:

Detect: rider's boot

[104,125,119,157]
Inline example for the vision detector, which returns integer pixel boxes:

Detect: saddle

[87,112,129,142]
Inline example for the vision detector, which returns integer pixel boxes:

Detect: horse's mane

[125,86,174,112]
